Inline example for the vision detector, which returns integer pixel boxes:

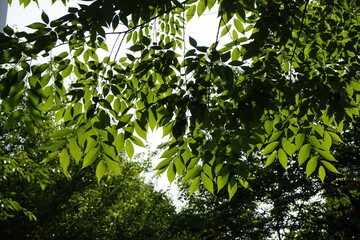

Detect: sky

[5,0,224,208]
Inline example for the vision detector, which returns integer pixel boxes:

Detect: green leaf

[68,137,81,163]
[234,19,244,33]
[27,22,47,29]
[41,151,59,163]
[306,157,318,178]
[264,120,273,134]
[160,147,178,158]
[298,144,311,166]
[60,149,70,173]
[42,140,66,151]
[328,131,343,143]
[189,36,197,48]
[227,177,238,200]
[268,131,282,142]
[321,161,340,174]
[189,176,200,195]
[315,148,337,161]
[309,136,321,148]
[217,166,229,191]
[82,147,99,169]
[182,165,201,183]
[130,135,145,148]
[186,5,196,21]
[114,133,125,154]
[155,158,173,170]
[281,138,295,156]
[105,158,121,174]
[41,11,49,24]
[262,141,279,155]
[201,172,214,194]
[4,110,22,129]
[318,166,326,183]
[167,163,176,183]
[278,148,288,169]
[49,129,73,139]
[197,0,206,16]
[125,140,134,159]
[96,160,107,182]
[264,151,277,167]
[321,131,332,151]
[295,133,305,150]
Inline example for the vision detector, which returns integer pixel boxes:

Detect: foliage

[1,0,359,197]
[0,102,58,220]
[175,117,360,239]
[0,159,178,240]
[0,100,179,239]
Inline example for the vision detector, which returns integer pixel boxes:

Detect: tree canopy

[1,0,359,198]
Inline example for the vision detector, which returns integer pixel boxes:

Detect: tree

[0,0,359,198]
[173,117,360,239]
[0,101,178,239]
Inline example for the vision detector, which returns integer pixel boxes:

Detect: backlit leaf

[96,160,106,182]
[262,141,279,155]
[306,157,318,178]
[278,148,288,169]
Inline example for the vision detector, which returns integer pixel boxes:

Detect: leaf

[49,129,73,139]
[160,147,178,158]
[298,144,311,166]
[125,140,134,159]
[262,141,279,155]
[182,165,200,183]
[234,19,244,33]
[27,22,47,29]
[155,158,173,170]
[41,151,59,163]
[315,148,337,161]
[4,110,22,129]
[189,36,197,48]
[41,11,49,24]
[309,135,321,148]
[321,131,332,151]
[281,138,295,156]
[217,166,229,191]
[268,131,282,142]
[201,172,214,194]
[328,131,343,143]
[318,166,326,183]
[186,5,196,21]
[264,151,277,167]
[68,138,82,163]
[278,148,288,169]
[306,157,318,178]
[105,158,121,174]
[96,160,107,182]
[130,135,145,148]
[321,161,340,174]
[197,0,206,16]
[42,140,66,151]
[189,176,200,195]
[60,149,70,173]
[295,133,305,150]
[227,177,238,200]
[167,163,176,183]
[114,133,125,154]
[264,120,273,134]
[82,148,99,169]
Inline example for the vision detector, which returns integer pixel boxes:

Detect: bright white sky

[6,0,224,208]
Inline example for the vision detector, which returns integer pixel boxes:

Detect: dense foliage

[175,117,360,239]
[1,0,359,198]
[0,103,179,239]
